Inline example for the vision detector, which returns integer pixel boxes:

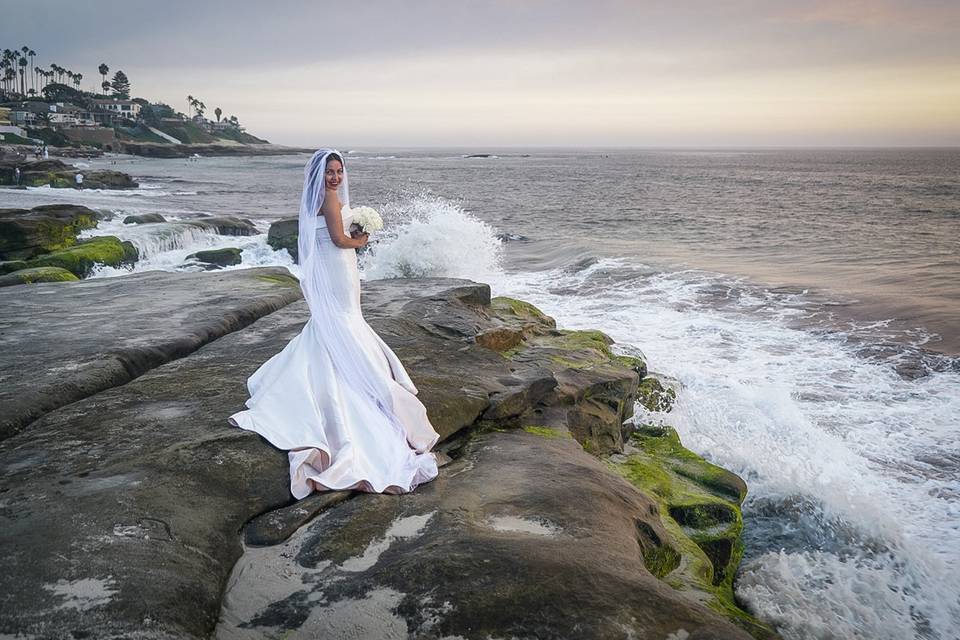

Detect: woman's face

[324,159,343,191]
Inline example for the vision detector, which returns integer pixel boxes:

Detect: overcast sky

[5,0,959,146]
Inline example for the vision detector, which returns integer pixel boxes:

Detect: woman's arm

[321,193,368,249]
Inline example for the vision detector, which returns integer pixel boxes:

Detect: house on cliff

[90,98,141,124]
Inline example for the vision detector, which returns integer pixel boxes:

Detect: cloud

[4,1,959,145]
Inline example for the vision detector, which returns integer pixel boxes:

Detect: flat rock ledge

[0,271,774,639]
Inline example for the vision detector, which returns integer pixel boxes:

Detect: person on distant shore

[42,145,48,159]
[75,172,83,189]
[228,149,440,499]
[13,166,20,185]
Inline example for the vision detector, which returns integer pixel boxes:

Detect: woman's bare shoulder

[320,190,342,214]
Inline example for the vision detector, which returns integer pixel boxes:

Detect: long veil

[294,149,398,419]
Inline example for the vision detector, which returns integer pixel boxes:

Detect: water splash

[359,192,503,281]
[488,258,960,640]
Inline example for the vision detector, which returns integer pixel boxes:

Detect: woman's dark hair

[325,152,344,167]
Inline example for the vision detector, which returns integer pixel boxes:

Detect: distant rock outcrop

[0,159,137,189]
[123,213,167,225]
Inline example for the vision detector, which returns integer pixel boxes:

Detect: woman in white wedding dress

[229,149,440,498]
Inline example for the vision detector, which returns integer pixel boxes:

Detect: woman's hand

[353,232,370,248]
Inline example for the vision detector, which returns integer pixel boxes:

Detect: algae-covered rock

[123,213,167,224]
[0,204,100,260]
[638,374,679,413]
[1,236,139,278]
[82,170,138,189]
[0,266,79,287]
[607,425,773,638]
[266,217,299,260]
[188,247,242,267]
[1,159,137,190]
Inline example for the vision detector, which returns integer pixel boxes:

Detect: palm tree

[0,52,8,93]
[214,106,222,122]
[18,56,27,95]
[187,94,194,117]
[98,63,109,94]
[28,49,35,93]
[74,72,83,91]
[102,80,111,94]
[196,100,206,118]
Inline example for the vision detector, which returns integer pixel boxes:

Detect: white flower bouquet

[347,205,384,235]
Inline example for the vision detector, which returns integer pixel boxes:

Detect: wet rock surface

[217,428,753,640]
[0,267,301,439]
[0,273,767,639]
[188,247,243,267]
[123,213,167,225]
[0,265,78,287]
[266,217,299,261]
[0,204,101,260]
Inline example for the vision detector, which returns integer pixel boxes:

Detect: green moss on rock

[521,425,569,438]
[637,376,677,413]
[0,266,79,287]
[18,236,139,278]
[0,205,100,260]
[614,353,648,379]
[490,296,554,325]
[255,273,299,288]
[607,426,773,638]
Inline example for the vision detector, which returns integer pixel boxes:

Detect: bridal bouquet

[348,206,384,235]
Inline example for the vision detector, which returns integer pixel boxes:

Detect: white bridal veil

[295,149,398,415]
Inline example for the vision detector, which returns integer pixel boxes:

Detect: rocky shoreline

[0,268,774,639]
[0,204,260,282]
[117,142,313,158]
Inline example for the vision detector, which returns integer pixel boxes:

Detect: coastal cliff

[0,269,773,639]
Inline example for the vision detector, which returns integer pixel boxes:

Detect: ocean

[5,148,959,639]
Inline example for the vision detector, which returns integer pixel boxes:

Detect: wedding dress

[229,149,439,498]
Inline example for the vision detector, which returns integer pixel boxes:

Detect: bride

[229,149,440,498]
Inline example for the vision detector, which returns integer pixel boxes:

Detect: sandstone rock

[266,217,299,261]
[0,274,768,639]
[217,427,756,640]
[188,247,242,267]
[0,267,302,440]
[123,213,167,224]
[0,204,100,260]
[0,266,78,287]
